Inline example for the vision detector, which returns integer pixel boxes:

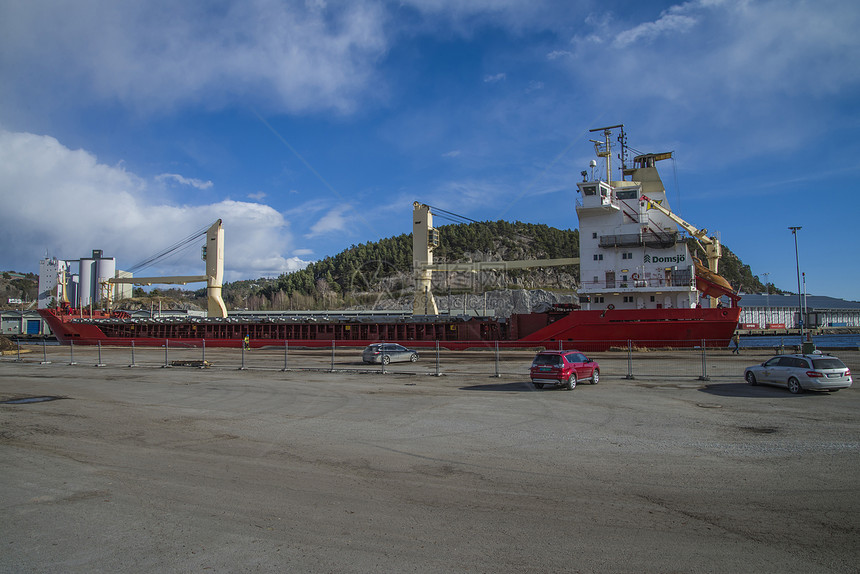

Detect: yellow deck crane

[640,195,735,305]
[102,220,228,318]
[412,202,580,315]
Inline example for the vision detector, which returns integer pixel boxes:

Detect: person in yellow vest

[243,335,250,351]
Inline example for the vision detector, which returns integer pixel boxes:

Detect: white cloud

[613,5,699,48]
[560,0,860,159]
[306,205,353,238]
[156,173,214,190]
[442,150,461,158]
[546,50,572,60]
[484,73,507,83]
[248,191,267,201]
[526,80,544,92]
[0,0,388,115]
[0,129,307,280]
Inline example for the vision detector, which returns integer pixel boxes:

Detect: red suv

[530,350,600,390]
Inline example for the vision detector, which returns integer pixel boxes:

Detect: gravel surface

[1,351,858,573]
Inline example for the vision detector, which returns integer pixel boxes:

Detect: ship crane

[103,220,228,318]
[412,202,580,315]
[640,195,738,305]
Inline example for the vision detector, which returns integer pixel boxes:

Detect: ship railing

[578,277,694,291]
[598,232,681,249]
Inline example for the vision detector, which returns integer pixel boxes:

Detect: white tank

[79,258,95,307]
[95,257,116,303]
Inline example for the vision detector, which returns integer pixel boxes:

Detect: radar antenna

[589,124,624,182]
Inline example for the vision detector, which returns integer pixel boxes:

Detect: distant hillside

[0,271,38,309]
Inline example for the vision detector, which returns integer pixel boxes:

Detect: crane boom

[640,195,722,274]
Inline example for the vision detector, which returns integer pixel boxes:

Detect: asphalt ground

[1,348,858,573]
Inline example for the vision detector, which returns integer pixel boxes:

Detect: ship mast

[589,124,624,182]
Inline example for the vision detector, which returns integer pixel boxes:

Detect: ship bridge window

[616,189,638,200]
[583,186,596,196]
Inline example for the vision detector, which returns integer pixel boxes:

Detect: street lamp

[788,226,803,340]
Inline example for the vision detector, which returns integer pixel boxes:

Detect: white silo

[79,258,95,307]
[96,257,116,303]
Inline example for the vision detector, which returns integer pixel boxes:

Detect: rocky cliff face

[349,288,575,317]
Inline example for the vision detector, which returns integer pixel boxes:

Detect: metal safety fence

[2,338,830,382]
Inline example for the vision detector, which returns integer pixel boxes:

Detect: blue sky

[1,0,859,301]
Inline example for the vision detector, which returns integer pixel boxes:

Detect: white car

[744,353,852,394]
[361,343,419,365]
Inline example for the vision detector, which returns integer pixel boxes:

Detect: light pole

[762,272,770,327]
[788,227,803,340]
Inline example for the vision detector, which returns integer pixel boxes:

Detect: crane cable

[425,205,480,224]
[126,221,214,274]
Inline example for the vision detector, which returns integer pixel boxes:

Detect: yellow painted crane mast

[640,195,736,304]
[412,202,580,315]
[104,219,228,318]
[640,195,721,274]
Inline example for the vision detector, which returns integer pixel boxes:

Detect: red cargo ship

[39,126,741,351]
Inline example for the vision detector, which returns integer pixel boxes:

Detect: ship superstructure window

[583,186,596,196]
[594,296,604,303]
[593,254,603,261]
[616,189,638,200]
[622,252,634,260]
[623,296,634,303]
[592,232,597,239]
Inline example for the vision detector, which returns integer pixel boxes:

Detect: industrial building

[38,250,132,309]
[737,293,860,329]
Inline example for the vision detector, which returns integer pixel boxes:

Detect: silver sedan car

[744,353,852,394]
[362,343,419,365]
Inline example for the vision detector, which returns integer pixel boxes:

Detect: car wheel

[591,370,599,385]
[565,374,577,391]
[787,377,803,394]
[381,355,391,365]
[534,383,544,389]
[410,353,419,362]
[745,371,757,386]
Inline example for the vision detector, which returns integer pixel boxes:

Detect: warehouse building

[737,293,860,329]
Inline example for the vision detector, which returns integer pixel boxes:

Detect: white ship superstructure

[576,126,700,311]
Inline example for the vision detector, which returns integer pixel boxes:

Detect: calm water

[738,334,860,349]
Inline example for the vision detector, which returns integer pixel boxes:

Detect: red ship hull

[39,306,741,352]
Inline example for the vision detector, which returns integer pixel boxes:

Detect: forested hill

[223,220,767,311]
[244,221,580,310]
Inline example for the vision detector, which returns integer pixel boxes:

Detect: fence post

[281,340,289,372]
[163,339,170,368]
[201,338,206,365]
[239,341,246,370]
[129,340,137,367]
[69,340,77,366]
[492,341,501,378]
[96,340,106,367]
[381,340,386,375]
[40,339,51,365]
[15,339,21,362]
[624,339,635,379]
[698,339,710,381]
[330,340,336,372]
[558,340,563,351]
[435,340,441,377]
